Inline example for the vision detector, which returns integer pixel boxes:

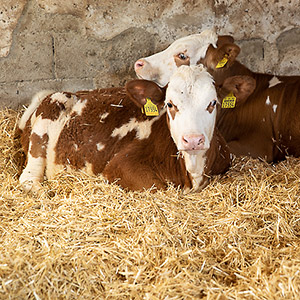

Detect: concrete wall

[0,0,299,108]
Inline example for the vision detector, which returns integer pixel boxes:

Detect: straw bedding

[1,108,300,299]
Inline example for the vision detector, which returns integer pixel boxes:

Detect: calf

[135,31,300,163]
[18,65,245,193]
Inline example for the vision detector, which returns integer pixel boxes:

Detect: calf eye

[210,100,217,106]
[178,53,187,60]
[206,99,217,113]
[167,102,173,108]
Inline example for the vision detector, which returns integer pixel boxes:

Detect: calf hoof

[20,179,42,194]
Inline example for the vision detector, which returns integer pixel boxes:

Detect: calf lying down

[18,65,250,193]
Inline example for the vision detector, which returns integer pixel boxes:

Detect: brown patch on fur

[103,113,193,191]
[29,133,49,158]
[206,100,217,114]
[36,96,66,121]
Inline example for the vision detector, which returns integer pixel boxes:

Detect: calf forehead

[167,66,216,108]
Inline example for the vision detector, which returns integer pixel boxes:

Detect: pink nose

[182,134,206,151]
[134,59,145,71]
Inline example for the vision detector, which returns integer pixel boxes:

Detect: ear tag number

[142,98,159,116]
[222,92,236,108]
[216,54,229,69]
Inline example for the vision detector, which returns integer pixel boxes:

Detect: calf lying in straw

[18,65,253,193]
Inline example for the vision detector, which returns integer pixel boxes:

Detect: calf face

[165,65,217,153]
[135,29,240,87]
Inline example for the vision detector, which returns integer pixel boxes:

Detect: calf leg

[19,116,51,192]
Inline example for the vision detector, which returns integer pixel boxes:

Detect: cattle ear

[217,75,256,104]
[213,43,240,69]
[217,35,235,47]
[125,79,165,108]
[201,42,240,70]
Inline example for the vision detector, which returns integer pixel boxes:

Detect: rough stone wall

[0,0,299,108]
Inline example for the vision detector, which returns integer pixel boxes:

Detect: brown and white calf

[18,65,238,193]
[135,31,300,163]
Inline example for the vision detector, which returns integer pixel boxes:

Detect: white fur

[136,29,218,87]
[265,96,271,105]
[96,143,105,151]
[111,111,165,140]
[45,113,71,179]
[269,76,282,88]
[71,99,87,116]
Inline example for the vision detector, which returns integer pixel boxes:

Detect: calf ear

[213,43,240,69]
[125,79,165,108]
[217,35,235,47]
[217,75,256,104]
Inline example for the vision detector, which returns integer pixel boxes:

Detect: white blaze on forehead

[269,76,282,88]
[138,29,218,87]
[166,65,217,151]
[111,113,164,140]
[273,104,278,113]
[265,96,271,105]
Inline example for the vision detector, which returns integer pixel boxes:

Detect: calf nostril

[198,137,203,145]
[182,136,189,144]
[135,60,144,69]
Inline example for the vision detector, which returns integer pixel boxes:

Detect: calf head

[135,29,218,87]
[135,29,240,88]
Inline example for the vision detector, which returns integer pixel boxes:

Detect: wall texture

[0,0,299,108]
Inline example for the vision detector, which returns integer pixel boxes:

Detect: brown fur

[29,133,49,158]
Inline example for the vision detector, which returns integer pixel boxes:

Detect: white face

[135,29,217,87]
[165,65,218,155]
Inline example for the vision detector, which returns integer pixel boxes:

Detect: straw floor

[1,108,300,299]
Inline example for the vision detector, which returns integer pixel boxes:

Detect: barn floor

[1,108,300,299]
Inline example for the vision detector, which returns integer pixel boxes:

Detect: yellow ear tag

[216,54,229,69]
[222,92,236,108]
[142,98,159,116]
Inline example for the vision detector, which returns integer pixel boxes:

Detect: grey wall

[0,0,299,108]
